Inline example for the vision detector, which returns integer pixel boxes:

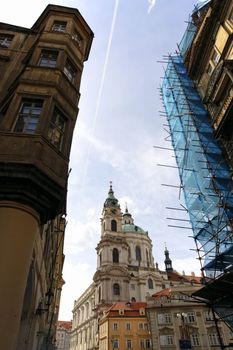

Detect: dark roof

[193,271,233,304]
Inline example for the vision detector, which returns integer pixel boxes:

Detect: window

[0,34,14,48]
[126,339,132,348]
[207,48,221,76]
[14,99,43,134]
[52,21,67,32]
[138,323,143,330]
[126,323,131,331]
[64,59,77,83]
[184,312,196,323]
[113,248,119,263]
[48,108,66,149]
[71,31,83,48]
[113,323,118,331]
[111,220,117,232]
[144,323,149,331]
[112,339,119,348]
[131,297,136,302]
[211,50,220,65]
[191,333,200,346]
[39,50,58,68]
[158,313,172,324]
[113,283,120,296]
[130,284,135,290]
[140,339,151,348]
[159,335,174,346]
[136,246,141,261]
[148,278,153,289]
[140,339,145,348]
[98,286,101,302]
[208,333,220,346]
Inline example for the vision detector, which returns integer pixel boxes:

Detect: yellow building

[99,302,151,350]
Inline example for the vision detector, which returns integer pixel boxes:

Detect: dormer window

[0,34,14,48]
[52,21,67,32]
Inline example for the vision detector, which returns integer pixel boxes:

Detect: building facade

[70,185,168,350]
[161,0,233,335]
[146,283,232,350]
[56,321,72,350]
[99,302,151,350]
[0,5,93,350]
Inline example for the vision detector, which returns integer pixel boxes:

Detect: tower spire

[164,244,173,272]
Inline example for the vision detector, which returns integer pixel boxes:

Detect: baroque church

[70,185,171,350]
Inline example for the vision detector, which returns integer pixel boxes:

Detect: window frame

[47,107,66,150]
[0,33,14,48]
[191,333,200,346]
[64,58,77,83]
[113,323,118,331]
[38,49,58,68]
[113,283,120,296]
[126,339,132,349]
[126,322,131,331]
[14,99,43,134]
[52,21,67,32]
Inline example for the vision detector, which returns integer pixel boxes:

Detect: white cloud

[147,0,156,14]
[173,257,202,276]
[64,216,99,255]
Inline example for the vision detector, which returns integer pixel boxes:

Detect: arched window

[131,297,136,302]
[113,283,120,296]
[135,246,141,261]
[99,253,102,266]
[111,219,117,232]
[148,278,153,289]
[113,248,119,263]
[98,286,101,302]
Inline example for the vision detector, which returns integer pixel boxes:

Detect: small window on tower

[111,219,117,232]
[113,283,120,296]
[135,246,141,261]
[148,278,153,289]
[113,248,119,263]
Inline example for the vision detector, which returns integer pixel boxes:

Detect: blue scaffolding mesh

[162,55,233,276]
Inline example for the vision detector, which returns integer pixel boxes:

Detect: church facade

[70,185,168,350]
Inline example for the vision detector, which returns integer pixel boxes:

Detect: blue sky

[2,0,205,320]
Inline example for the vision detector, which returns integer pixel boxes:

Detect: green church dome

[122,224,146,234]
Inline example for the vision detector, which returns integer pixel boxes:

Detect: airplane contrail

[148,0,156,14]
[80,0,120,188]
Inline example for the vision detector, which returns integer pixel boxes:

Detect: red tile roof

[57,321,72,330]
[102,302,148,319]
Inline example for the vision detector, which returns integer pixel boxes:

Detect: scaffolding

[161,53,233,332]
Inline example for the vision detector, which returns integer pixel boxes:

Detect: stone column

[0,201,39,350]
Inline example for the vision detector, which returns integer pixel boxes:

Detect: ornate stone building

[70,185,167,350]
[0,5,93,350]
